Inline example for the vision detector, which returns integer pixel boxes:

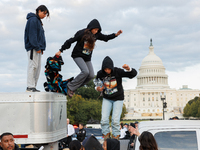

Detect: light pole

[160,92,167,120]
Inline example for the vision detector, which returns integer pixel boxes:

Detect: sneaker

[26,87,40,92]
[67,87,74,97]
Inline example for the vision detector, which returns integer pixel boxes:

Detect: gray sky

[0,0,199,92]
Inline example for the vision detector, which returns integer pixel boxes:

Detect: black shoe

[26,87,40,92]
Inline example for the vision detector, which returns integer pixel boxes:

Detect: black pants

[66,136,72,147]
[59,136,72,148]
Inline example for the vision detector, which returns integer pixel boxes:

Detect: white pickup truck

[133,120,200,150]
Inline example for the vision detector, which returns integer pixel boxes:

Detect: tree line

[183,96,200,118]
[67,80,127,125]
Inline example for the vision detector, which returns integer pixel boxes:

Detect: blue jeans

[101,98,124,137]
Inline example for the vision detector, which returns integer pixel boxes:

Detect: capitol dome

[136,39,169,89]
[141,48,163,67]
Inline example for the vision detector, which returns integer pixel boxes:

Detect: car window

[154,131,198,150]
[86,129,102,136]
[86,129,93,136]
[91,129,102,136]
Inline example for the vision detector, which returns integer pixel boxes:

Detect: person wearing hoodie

[102,138,120,150]
[94,56,137,139]
[83,136,103,150]
[24,5,50,92]
[69,140,84,150]
[55,19,122,97]
[0,132,20,150]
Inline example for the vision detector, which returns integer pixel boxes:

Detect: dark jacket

[107,139,120,150]
[122,130,131,139]
[129,134,136,148]
[76,128,86,142]
[24,13,46,51]
[83,135,103,150]
[60,19,116,61]
[127,134,136,150]
[95,56,137,100]
[0,144,20,150]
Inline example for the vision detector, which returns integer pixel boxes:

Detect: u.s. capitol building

[123,40,200,120]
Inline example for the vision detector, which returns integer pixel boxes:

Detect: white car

[134,120,200,150]
[120,120,200,150]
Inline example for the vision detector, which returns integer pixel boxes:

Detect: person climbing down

[24,5,50,92]
[55,19,122,97]
[94,56,137,140]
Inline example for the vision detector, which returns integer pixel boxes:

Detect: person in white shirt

[123,123,128,132]
[59,118,75,148]
[119,123,126,139]
[66,118,75,147]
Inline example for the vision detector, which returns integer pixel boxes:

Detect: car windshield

[86,128,102,136]
[73,128,102,137]
[154,131,198,150]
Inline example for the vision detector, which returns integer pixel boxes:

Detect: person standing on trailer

[24,5,50,92]
[56,19,122,97]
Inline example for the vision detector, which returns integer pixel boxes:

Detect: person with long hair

[138,131,158,150]
[56,19,122,97]
[24,5,50,92]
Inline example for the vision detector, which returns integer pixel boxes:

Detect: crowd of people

[0,121,159,150]
[64,121,159,150]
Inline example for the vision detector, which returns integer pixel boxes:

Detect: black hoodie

[83,136,103,150]
[107,139,120,150]
[95,56,137,100]
[60,19,116,61]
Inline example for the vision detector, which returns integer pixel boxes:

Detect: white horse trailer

[0,92,67,150]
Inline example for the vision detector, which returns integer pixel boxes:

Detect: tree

[75,79,103,100]
[183,97,200,118]
[121,104,127,119]
[183,103,191,117]
[67,95,102,125]
[67,95,86,124]
[197,106,200,117]
[190,101,198,117]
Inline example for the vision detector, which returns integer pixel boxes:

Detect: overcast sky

[0,0,199,92]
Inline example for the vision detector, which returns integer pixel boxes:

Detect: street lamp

[160,92,167,120]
